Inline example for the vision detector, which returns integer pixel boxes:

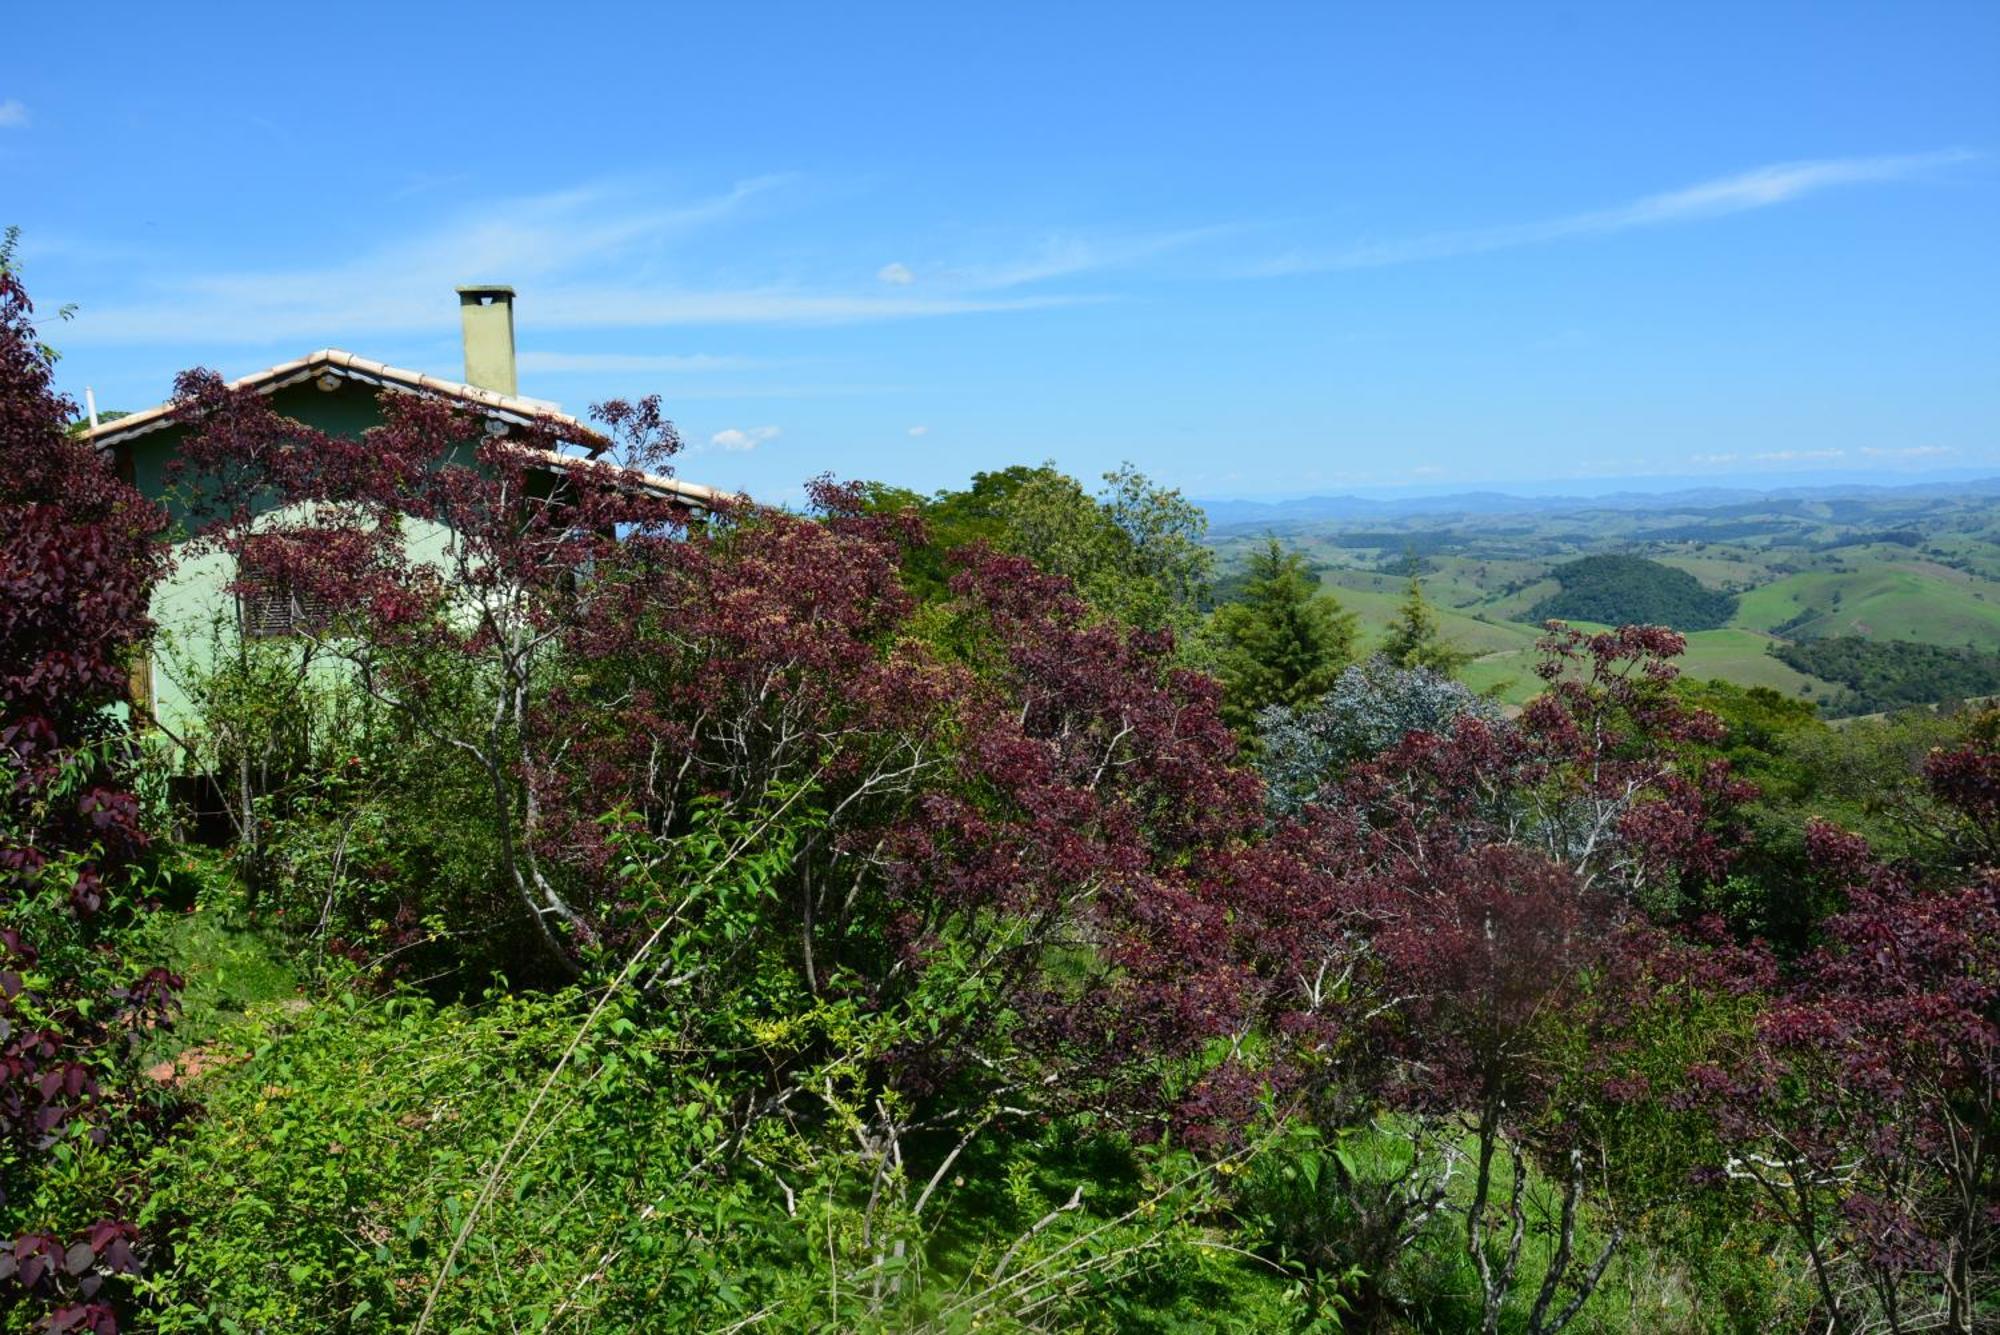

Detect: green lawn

[1474,577,1563,622]
[147,854,303,1056]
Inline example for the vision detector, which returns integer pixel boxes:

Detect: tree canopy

[859,461,1213,638]
[1529,554,1739,631]
[1380,572,1472,676]
[1207,537,1358,732]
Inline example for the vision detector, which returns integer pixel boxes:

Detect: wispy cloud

[637,382,913,402]
[709,425,781,452]
[524,287,1086,330]
[948,225,1235,290]
[1862,444,1953,459]
[0,100,26,129]
[1691,445,1960,471]
[1255,150,1976,275]
[1753,448,1848,462]
[906,424,929,437]
[59,176,1095,346]
[518,351,764,375]
[852,227,1230,295]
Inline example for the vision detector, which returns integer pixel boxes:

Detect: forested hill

[1529,554,1739,631]
[1774,636,2000,714]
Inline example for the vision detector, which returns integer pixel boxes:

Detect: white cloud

[876,262,915,285]
[1256,149,1976,275]
[58,176,1093,347]
[709,425,781,452]
[906,424,929,437]
[1861,444,1953,459]
[1752,449,1847,462]
[1410,464,1445,476]
[0,100,26,129]
[1689,446,1961,471]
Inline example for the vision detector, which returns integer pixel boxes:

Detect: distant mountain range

[1196,474,2000,530]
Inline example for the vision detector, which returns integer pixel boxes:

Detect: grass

[1317,577,1548,659]
[1650,553,1767,589]
[1246,1118,1806,1334]
[1732,566,2000,647]
[1302,574,1553,705]
[1474,578,1565,623]
[1418,624,1841,709]
[1412,628,1842,709]
[1677,629,1838,700]
[148,852,302,1052]
[1214,517,2000,711]
[1458,653,1540,705]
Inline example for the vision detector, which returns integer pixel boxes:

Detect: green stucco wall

[127,380,468,741]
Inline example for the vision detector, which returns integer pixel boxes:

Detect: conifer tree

[1381,572,1471,676]
[1209,537,1357,731]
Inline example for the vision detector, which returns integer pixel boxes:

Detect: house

[85,285,727,738]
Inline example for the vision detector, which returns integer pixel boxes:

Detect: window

[236,540,333,639]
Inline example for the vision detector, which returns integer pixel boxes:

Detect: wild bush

[0,239,180,1330]
[1255,657,1499,814]
[143,806,1279,1332]
[144,331,1999,1335]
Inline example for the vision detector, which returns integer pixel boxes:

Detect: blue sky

[4,2,1996,503]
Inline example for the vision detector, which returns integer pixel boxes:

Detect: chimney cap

[456,284,516,302]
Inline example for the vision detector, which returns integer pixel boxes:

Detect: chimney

[456,284,517,396]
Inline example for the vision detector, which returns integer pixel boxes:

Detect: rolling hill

[1731,566,2000,648]
[1207,479,2000,713]
[1529,555,1739,631]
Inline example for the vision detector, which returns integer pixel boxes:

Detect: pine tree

[1209,537,1357,732]
[1381,572,1471,676]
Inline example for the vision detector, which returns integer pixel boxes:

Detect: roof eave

[83,348,612,451]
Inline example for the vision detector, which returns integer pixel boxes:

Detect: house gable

[92,348,726,521]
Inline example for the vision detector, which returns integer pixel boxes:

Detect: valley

[1206,477,2000,711]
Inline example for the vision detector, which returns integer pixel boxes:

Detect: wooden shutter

[237,543,332,639]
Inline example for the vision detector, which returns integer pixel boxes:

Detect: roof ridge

[84,348,607,449]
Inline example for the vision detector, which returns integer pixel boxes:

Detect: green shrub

[143,983,1297,1332]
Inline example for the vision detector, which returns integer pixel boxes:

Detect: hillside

[1774,637,2000,714]
[1733,565,2000,646]
[1205,480,2000,710]
[1456,627,1835,706]
[1528,554,1739,631]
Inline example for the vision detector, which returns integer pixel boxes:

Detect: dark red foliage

[188,345,1970,1332]
[0,266,176,1329]
[1286,625,1750,922]
[1690,815,1999,1330]
[538,523,1313,1131]
[0,284,163,874]
[1923,743,2000,826]
[1251,624,1755,1100]
[1234,627,1774,1328]
[171,377,1308,1136]
[1922,725,2000,870]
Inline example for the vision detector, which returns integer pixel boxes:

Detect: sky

[3,2,1996,504]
